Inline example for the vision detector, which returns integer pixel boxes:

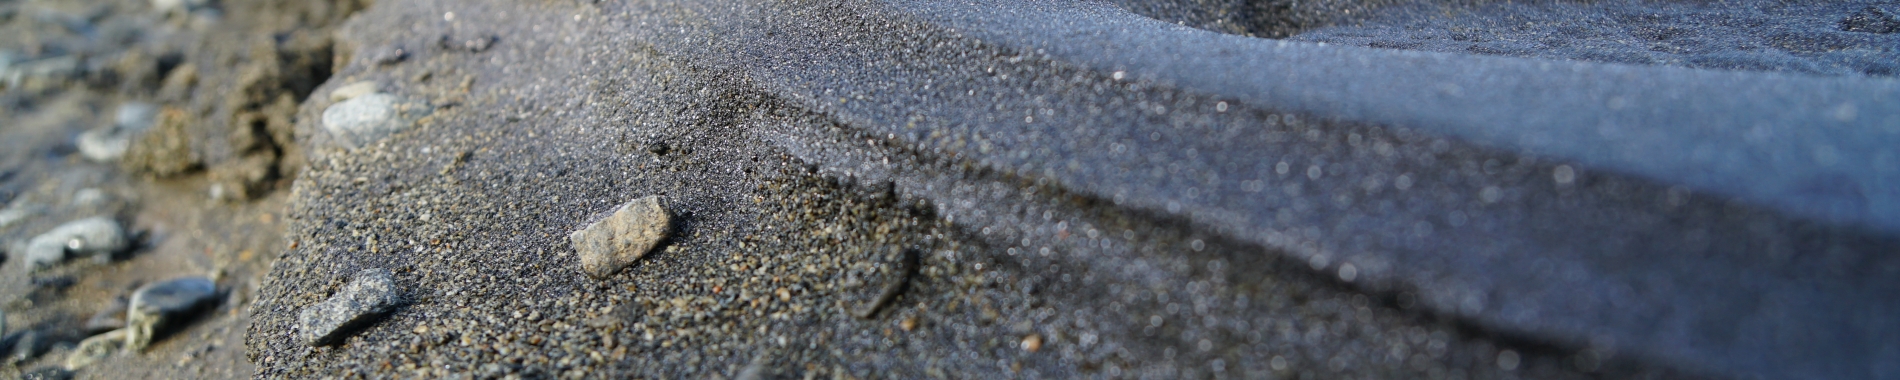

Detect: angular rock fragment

[569,196,672,279]
[63,328,127,370]
[320,93,433,149]
[298,268,401,346]
[124,276,217,351]
[22,217,129,270]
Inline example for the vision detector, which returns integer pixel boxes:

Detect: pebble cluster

[1,0,373,376]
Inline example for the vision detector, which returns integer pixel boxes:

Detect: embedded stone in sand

[569,196,672,279]
[298,268,402,346]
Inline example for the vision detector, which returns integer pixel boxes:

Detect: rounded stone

[23,217,128,270]
[320,93,433,149]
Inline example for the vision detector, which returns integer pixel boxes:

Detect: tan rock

[569,196,672,279]
[327,81,379,102]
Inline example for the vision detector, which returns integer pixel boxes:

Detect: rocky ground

[1,0,1894,378]
[0,0,357,377]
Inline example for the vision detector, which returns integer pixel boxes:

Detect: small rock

[327,81,379,102]
[569,196,672,279]
[320,93,433,149]
[23,217,128,270]
[85,298,128,335]
[63,328,126,370]
[124,277,217,351]
[298,268,401,346]
[76,128,134,163]
[1020,334,1043,353]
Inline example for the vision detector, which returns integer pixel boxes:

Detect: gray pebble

[23,217,128,270]
[298,268,401,346]
[320,93,433,149]
[569,196,672,279]
[76,128,133,162]
[124,276,217,351]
